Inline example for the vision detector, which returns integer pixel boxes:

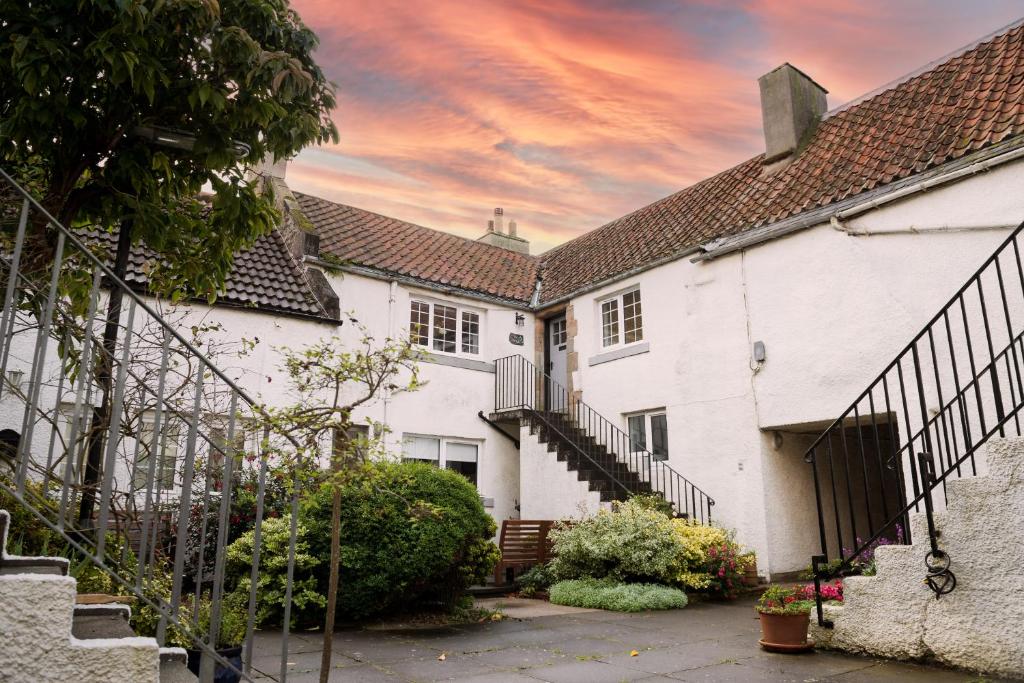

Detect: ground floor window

[626,410,668,461]
[135,419,180,491]
[402,434,479,486]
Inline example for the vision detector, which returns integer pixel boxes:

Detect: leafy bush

[671,520,744,597]
[756,584,814,615]
[626,493,674,517]
[549,498,682,583]
[224,515,326,629]
[301,461,498,620]
[0,477,64,556]
[515,562,555,597]
[549,578,687,612]
[234,461,499,624]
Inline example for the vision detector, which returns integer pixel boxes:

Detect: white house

[8,18,1024,583]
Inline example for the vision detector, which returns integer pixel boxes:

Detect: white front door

[547,315,568,410]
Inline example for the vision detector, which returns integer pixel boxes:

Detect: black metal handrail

[494,354,714,522]
[805,219,1024,625]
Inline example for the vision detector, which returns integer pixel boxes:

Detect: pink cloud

[285,0,1024,253]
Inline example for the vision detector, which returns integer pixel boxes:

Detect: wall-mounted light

[6,370,24,391]
[515,313,525,327]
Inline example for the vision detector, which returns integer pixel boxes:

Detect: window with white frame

[134,419,181,491]
[600,288,643,348]
[626,410,668,461]
[409,299,481,355]
[401,434,479,486]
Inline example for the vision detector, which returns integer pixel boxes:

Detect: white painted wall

[559,158,1024,576]
[517,422,605,520]
[2,267,531,530]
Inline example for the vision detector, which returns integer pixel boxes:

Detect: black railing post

[812,554,832,628]
[917,452,957,599]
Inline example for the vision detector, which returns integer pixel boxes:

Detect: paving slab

[476,597,598,618]
[248,596,1010,682]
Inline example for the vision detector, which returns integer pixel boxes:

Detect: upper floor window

[600,289,643,348]
[409,299,481,355]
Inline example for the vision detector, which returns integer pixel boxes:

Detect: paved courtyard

[249,597,1013,682]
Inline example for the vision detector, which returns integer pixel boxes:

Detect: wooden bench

[494,519,557,585]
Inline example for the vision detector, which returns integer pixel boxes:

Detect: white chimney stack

[476,207,529,254]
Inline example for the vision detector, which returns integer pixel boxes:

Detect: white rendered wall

[517,421,605,520]
[563,159,1024,576]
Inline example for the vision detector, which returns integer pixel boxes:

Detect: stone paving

[249,597,1015,682]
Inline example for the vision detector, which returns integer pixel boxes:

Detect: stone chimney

[477,207,529,254]
[758,63,827,169]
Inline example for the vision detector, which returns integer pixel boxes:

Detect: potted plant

[755,584,814,652]
[739,552,759,587]
[176,593,248,683]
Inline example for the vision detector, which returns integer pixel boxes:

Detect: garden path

[249,597,1015,682]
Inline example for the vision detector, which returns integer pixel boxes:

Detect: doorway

[545,315,568,411]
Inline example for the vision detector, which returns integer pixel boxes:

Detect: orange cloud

[285,0,1023,253]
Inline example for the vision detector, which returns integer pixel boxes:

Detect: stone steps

[0,508,169,681]
[810,437,1024,679]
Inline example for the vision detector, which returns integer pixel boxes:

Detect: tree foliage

[0,0,338,300]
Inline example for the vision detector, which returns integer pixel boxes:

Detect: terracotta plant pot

[757,611,812,653]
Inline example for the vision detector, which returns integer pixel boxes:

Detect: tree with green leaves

[1,0,338,526]
[261,323,422,683]
[1,0,338,297]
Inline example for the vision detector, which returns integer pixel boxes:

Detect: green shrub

[0,477,64,556]
[235,461,499,624]
[549,578,687,612]
[515,562,555,597]
[670,520,745,597]
[224,515,326,629]
[627,493,674,518]
[549,498,683,583]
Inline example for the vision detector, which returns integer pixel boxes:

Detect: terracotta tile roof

[83,228,330,318]
[294,192,540,305]
[537,22,1024,304]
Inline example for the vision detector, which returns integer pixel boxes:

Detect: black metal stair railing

[494,354,714,523]
[0,167,310,682]
[804,219,1024,626]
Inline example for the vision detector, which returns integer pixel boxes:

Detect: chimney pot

[508,220,517,238]
[758,63,827,165]
[493,207,504,234]
[487,220,495,233]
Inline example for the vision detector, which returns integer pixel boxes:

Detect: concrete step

[160,648,198,683]
[72,604,135,640]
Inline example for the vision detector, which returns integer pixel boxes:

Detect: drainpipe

[830,215,1016,236]
[382,280,397,446]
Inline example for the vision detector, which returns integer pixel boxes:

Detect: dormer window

[409,299,481,356]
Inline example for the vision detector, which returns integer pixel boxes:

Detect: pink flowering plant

[798,579,843,603]
[705,540,745,599]
[756,584,815,616]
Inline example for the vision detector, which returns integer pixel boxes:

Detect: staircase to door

[804,220,1024,633]
[494,354,715,522]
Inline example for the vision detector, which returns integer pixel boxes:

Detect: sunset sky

[285,1,1023,253]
